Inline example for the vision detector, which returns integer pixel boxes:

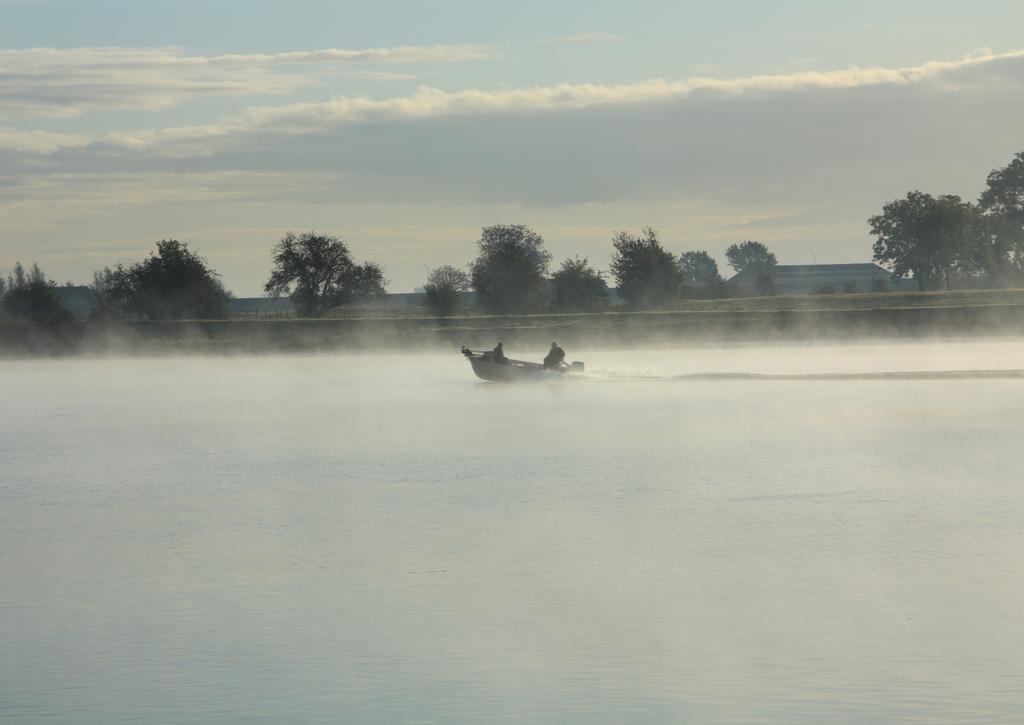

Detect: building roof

[727,262,915,293]
[728,263,889,282]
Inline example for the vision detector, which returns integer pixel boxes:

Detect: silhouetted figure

[543,341,565,370]
[487,342,507,363]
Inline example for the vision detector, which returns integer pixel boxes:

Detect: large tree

[2,262,65,317]
[423,265,470,316]
[551,257,608,312]
[265,232,386,317]
[679,250,725,298]
[92,240,229,320]
[869,191,985,291]
[610,227,684,308]
[978,150,1024,284]
[469,224,551,313]
[124,240,230,320]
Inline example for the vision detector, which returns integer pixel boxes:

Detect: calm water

[3,340,1024,724]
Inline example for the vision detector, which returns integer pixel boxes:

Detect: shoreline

[3,301,1024,356]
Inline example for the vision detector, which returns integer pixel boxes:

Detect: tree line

[429,223,779,315]
[1,228,779,320]
[870,150,1024,290]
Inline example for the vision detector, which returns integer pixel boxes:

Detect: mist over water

[3,340,1024,724]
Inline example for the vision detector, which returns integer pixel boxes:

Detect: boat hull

[467,356,582,382]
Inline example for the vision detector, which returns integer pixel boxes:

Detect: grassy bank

[327,288,1024,319]
[4,289,1024,356]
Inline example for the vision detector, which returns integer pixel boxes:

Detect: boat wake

[583,368,1024,382]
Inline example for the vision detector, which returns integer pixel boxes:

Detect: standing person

[543,341,565,369]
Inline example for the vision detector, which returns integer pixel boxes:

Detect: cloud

[535,31,623,45]
[3,47,1024,245]
[343,71,418,82]
[0,44,489,118]
[0,128,87,153]
[68,47,1021,156]
[207,45,489,65]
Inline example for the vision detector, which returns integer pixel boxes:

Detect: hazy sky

[3,0,1024,294]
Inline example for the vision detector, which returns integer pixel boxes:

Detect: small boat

[461,347,585,382]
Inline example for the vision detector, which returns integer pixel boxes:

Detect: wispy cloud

[343,71,418,82]
[0,128,87,153]
[535,31,623,45]
[0,44,489,118]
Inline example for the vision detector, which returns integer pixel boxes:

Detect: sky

[2,0,1024,294]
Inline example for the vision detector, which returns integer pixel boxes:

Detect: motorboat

[461,347,585,382]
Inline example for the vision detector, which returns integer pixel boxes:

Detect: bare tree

[265,232,386,317]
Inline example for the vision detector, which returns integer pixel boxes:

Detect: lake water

[3,340,1024,724]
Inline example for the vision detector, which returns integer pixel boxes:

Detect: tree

[609,227,683,308]
[469,224,551,313]
[130,240,230,319]
[551,257,608,312]
[978,150,1024,284]
[679,250,725,298]
[869,191,986,291]
[89,265,135,320]
[423,265,470,316]
[265,232,386,317]
[88,241,230,320]
[725,240,777,274]
[980,151,1024,227]
[725,240,778,296]
[2,262,65,317]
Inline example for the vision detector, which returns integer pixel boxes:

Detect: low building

[727,263,917,295]
[55,285,93,318]
[227,296,296,317]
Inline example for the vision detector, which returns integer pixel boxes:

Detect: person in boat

[543,341,566,370]
[485,342,508,363]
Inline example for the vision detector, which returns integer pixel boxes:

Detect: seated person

[543,342,566,369]
[491,342,507,363]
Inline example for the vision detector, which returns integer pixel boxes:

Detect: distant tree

[423,265,471,316]
[88,241,230,320]
[265,232,386,317]
[2,262,66,317]
[679,250,725,298]
[978,150,1024,284]
[130,240,231,319]
[725,241,778,297]
[610,227,684,308]
[980,150,1024,227]
[551,257,608,312]
[469,224,551,313]
[870,278,889,293]
[725,240,777,274]
[89,265,135,320]
[869,191,986,291]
